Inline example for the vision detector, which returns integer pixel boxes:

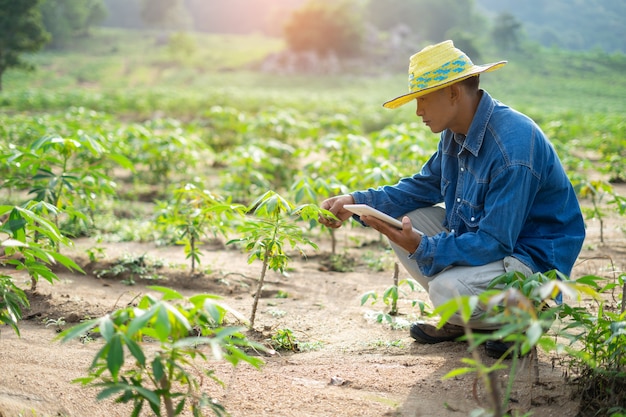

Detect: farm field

[1,29,625,417]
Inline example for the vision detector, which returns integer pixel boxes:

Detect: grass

[4,27,626,121]
[1,28,623,195]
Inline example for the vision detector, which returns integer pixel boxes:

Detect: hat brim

[382,61,507,109]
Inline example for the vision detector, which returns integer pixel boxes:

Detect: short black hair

[458,75,480,91]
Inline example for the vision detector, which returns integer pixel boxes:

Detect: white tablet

[344,204,423,235]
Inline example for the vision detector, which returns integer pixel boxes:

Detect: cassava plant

[218,138,299,204]
[314,133,373,190]
[0,202,83,293]
[227,190,321,329]
[0,275,29,336]
[433,270,600,417]
[576,179,614,244]
[121,119,209,194]
[554,272,626,416]
[0,202,83,335]
[360,262,427,325]
[290,175,348,255]
[155,184,245,273]
[59,286,265,417]
[6,132,127,238]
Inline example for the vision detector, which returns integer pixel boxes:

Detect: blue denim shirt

[352,90,585,277]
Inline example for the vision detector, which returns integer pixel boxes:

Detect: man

[319,40,585,357]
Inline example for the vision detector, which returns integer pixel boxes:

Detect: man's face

[414,87,455,134]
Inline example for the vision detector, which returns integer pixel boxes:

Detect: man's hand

[318,194,355,228]
[361,215,422,254]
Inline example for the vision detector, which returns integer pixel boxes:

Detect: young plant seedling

[227,190,320,329]
[290,175,348,255]
[0,203,83,292]
[59,286,265,417]
[361,262,425,325]
[45,316,66,332]
[155,183,245,273]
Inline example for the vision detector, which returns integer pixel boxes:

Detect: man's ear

[449,83,461,102]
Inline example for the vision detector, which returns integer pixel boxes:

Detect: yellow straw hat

[383,40,507,109]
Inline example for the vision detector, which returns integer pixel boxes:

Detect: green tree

[478,0,626,53]
[283,0,365,57]
[491,12,523,53]
[0,0,50,91]
[367,0,484,43]
[445,29,483,61]
[40,0,107,48]
[140,0,190,30]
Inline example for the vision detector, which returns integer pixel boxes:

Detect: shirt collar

[458,89,495,157]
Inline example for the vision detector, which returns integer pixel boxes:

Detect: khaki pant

[388,206,533,330]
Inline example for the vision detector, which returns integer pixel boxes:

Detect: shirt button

[460,167,465,172]
[450,229,455,234]
[471,216,475,221]
[456,198,461,203]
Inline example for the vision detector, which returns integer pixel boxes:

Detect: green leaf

[575,274,603,288]
[442,367,476,379]
[382,286,398,302]
[188,293,222,307]
[175,398,186,415]
[526,320,543,346]
[123,334,146,367]
[46,250,85,274]
[148,286,184,301]
[164,303,191,333]
[153,305,172,342]
[107,335,124,380]
[432,297,463,326]
[72,376,96,385]
[96,384,128,401]
[173,337,213,349]
[0,215,26,237]
[537,335,557,352]
[127,306,156,337]
[0,205,16,216]
[58,318,98,343]
[204,300,225,324]
[99,315,115,341]
[1,239,28,248]
[132,386,161,408]
[110,151,136,170]
[152,357,165,381]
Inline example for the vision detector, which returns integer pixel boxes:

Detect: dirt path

[1,207,624,416]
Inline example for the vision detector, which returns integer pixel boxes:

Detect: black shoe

[410,322,466,344]
[484,340,528,359]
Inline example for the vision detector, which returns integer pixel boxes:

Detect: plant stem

[391,262,399,315]
[465,327,500,416]
[190,231,196,273]
[591,194,604,244]
[160,374,175,417]
[250,216,280,329]
[249,247,269,329]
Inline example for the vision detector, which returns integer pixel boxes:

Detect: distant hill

[101,0,625,53]
[476,0,626,53]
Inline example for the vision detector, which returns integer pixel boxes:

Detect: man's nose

[415,101,424,117]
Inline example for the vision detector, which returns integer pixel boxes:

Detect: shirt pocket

[457,201,483,232]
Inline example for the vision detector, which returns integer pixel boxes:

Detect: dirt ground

[1,194,625,417]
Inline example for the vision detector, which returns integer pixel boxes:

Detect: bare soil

[1,194,625,417]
